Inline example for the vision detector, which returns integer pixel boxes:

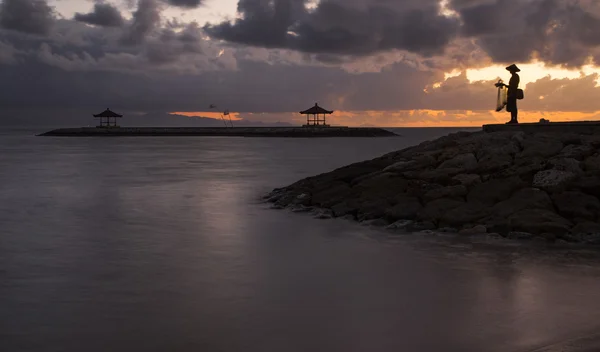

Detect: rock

[583,154,600,171]
[290,205,313,213]
[440,201,492,227]
[383,160,420,173]
[352,173,409,200]
[386,220,413,230]
[547,158,583,174]
[570,174,600,198]
[459,225,488,235]
[532,170,577,192]
[406,221,436,232]
[571,221,600,234]
[579,233,600,245]
[291,193,312,206]
[511,131,526,145]
[438,153,478,171]
[467,177,524,205]
[314,209,334,219]
[403,168,463,184]
[476,153,513,173]
[491,188,554,218]
[438,227,458,233]
[418,198,464,223]
[341,214,356,221]
[497,158,546,181]
[451,174,481,187]
[507,232,535,240]
[508,209,572,235]
[311,182,351,206]
[552,191,600,222]
[331,201,358,217]
[384,197,422,221]
[356,198,393,221]
[423,185,467,202]
[361,218,389,227]
[518,137,563,159]
[486,233,504,240]
[559,144,594,160]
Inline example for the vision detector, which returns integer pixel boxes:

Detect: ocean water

[2,127,600,352]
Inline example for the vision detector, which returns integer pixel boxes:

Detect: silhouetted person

[495,64,521,124]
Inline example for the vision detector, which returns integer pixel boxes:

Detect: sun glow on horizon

[171,111,243,121]
[464,61,600,87]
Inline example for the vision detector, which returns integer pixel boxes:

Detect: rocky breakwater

[265,130,600,244]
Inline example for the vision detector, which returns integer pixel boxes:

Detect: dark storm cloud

[205,0,461,57]
[120,0,161,46]
[452,0,600,66]
[74,3,125,27]
[0,0,54,35]
[163,0,204,8]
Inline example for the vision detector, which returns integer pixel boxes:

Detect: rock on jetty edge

[265,130,600,244]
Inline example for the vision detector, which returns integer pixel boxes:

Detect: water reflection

[2,130,600,352]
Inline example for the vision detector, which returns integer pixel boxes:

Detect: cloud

[452,0,600,66]
[120,0,162,46]
[74,3,125,27]
[205,0,461,57]
[0,0,55,35]
[163,0,204,8]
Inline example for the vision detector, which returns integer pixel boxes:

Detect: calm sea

[2,127,600,352]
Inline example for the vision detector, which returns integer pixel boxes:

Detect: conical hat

[506,64,520,72]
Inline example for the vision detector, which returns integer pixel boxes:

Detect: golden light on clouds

[463,61,600,87]
[170,111,243,121]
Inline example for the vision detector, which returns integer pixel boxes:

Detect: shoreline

[37,126,399,137]
[265,129,600,244]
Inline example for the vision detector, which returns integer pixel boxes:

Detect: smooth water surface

[2,128,600,352]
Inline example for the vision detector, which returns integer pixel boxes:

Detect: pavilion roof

[93,108,123,118]
[300,103,333,115]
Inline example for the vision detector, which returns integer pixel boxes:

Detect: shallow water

[2,127,600,352]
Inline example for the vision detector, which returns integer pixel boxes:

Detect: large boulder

[438,153,478,171]
[311,182,352,206]
[384,197,423,221]
[571,221,600,235]
[352,172,409,201]
[583,154,600,171]
[559,144,594,160]
[417,198,464,223]
[383,160,421,173]
[423,185,467,202]
[508,209,573,235]
[451,174,482,187]
[476,141,520,173]
[492,188,554,218]
[439,201,492,227]
[467,177,524,205]
[569,174,600,198]
[404,168,463,184]
[532,170,578,192]
[552,191,600,222]
[547,157,583,174]
[518,136,563,159]
[356,198,394,221]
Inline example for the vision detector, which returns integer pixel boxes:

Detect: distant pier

[483,120,600,134]
[37,127,399,138]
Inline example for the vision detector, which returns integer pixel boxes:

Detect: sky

[2,0,600,127]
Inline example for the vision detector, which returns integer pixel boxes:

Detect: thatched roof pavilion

[93,108,123,128]
[300,103,333,127]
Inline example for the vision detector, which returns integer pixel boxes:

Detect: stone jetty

[37,127,398,137]
[265,129,600,244]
